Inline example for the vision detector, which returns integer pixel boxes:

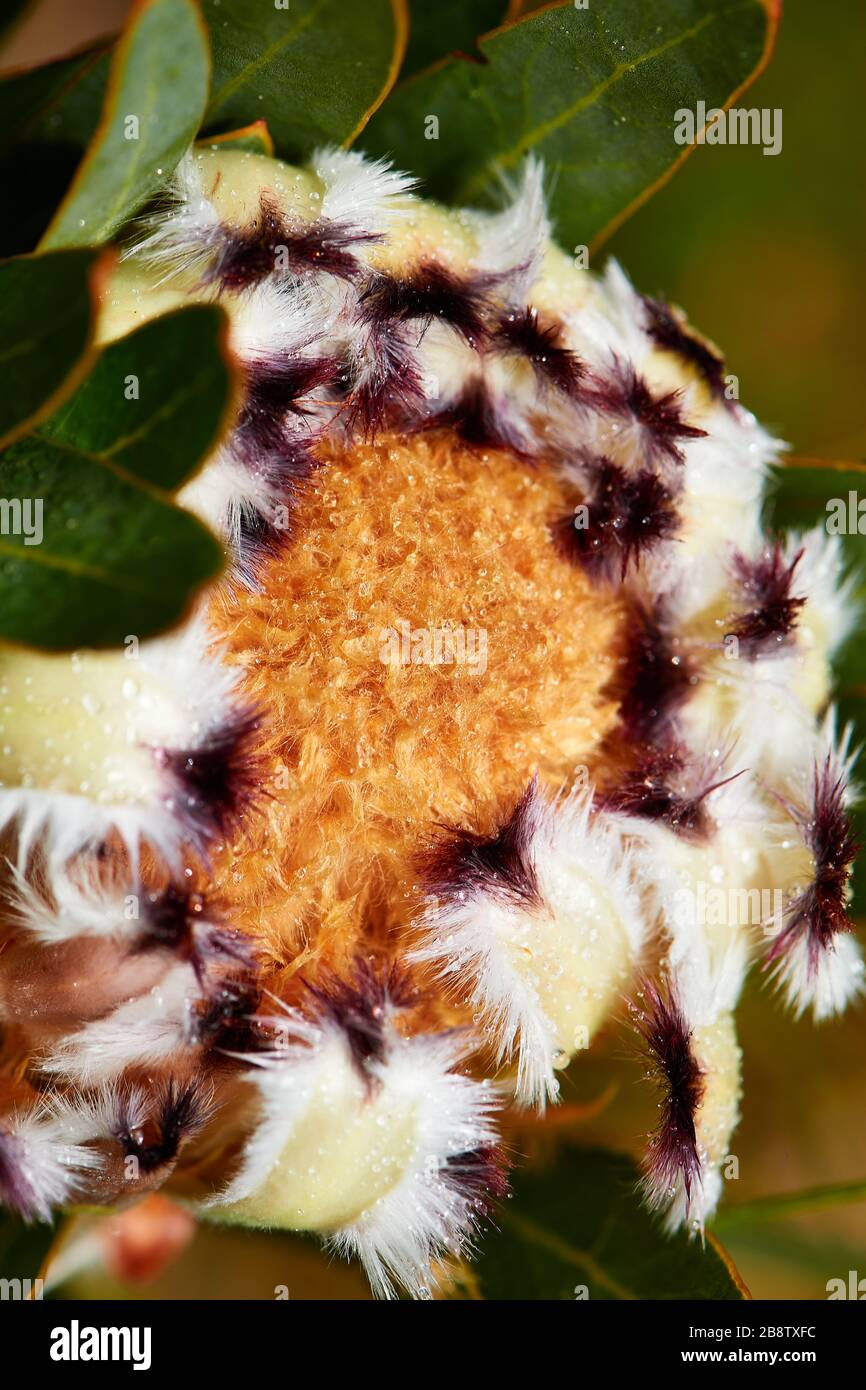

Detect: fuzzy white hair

[770,929,865,1023]
[663,1162,724,1236]
[40,1081,147,1145]
[123,149,223,283]
[474,156,549,299]
[208,1003,500,1299]
[0,615,242,884]
[788,525,858,660]
[763,711,865,1020]
[679,646,818,788]
[205,1004,324,1208]
[612,767,769,1028]
[578,259,654,371]
[6,863,135,944]
[227,275,339,360]
[413,786,644,1109]
[128,144,415,296]
[415,884,562,1110]
[0,1105,104,1222]
[676,528,856,782]
[313,146,416,233]
[178,446,290,558]
[40,963,199,1084]
[0,789,185,890]
[329,1031,500,1299]
[644,409,784,612]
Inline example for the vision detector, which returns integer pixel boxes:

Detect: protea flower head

[0,145,861,1298]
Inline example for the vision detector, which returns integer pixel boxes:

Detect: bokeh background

[2,0,864,1299]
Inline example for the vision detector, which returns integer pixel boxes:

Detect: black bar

[1,1296,859,1376]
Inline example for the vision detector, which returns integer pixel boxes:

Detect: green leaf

[0,47,109,150]
[41,0,211,250]
[0,306,235,650]
[362,0,773,251]
[43,305,236,490]
[202,0,404,160]
[0,249,104,449]
[715,1177,866,1231]
[0,440,223,651]
[0,1214,56,1295]
[460,1146,747,1299]
[402,0,505,77]
[199,119,274,157]
[0,47,111,255]
[767,459,866,912]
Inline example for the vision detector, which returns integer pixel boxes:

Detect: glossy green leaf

[0,249,103,449]
[41,0,210,250]
[0,306,234,650]
[0,439,223,651]
[402,0,505,76]
[767,460,866,912]
[202,0,402,160]
[362,0,772,251]
[43,305,236,491]
[0,47,109,150]
[199,119,274,158]
[460,1147,746,1299]
[0,47,111,255]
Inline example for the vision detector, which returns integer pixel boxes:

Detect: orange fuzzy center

[208,431,625,985]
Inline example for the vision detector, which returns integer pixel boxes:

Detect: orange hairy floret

[208,431,625,978]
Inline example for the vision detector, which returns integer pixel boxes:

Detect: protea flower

[0,145,860,1298]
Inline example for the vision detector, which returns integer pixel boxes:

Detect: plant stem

[715,1180,866,1230]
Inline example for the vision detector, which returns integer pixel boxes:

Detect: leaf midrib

[75,361,222,475]
[456,10,715,202]
[0,537,163,595]
[501,1208,637,1299]
[26,430,175,505]
[208,0,328,112]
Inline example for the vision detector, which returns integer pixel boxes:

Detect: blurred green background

[2,0,864,1300]
[606,3,866,1299]
[606,0,865,465]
